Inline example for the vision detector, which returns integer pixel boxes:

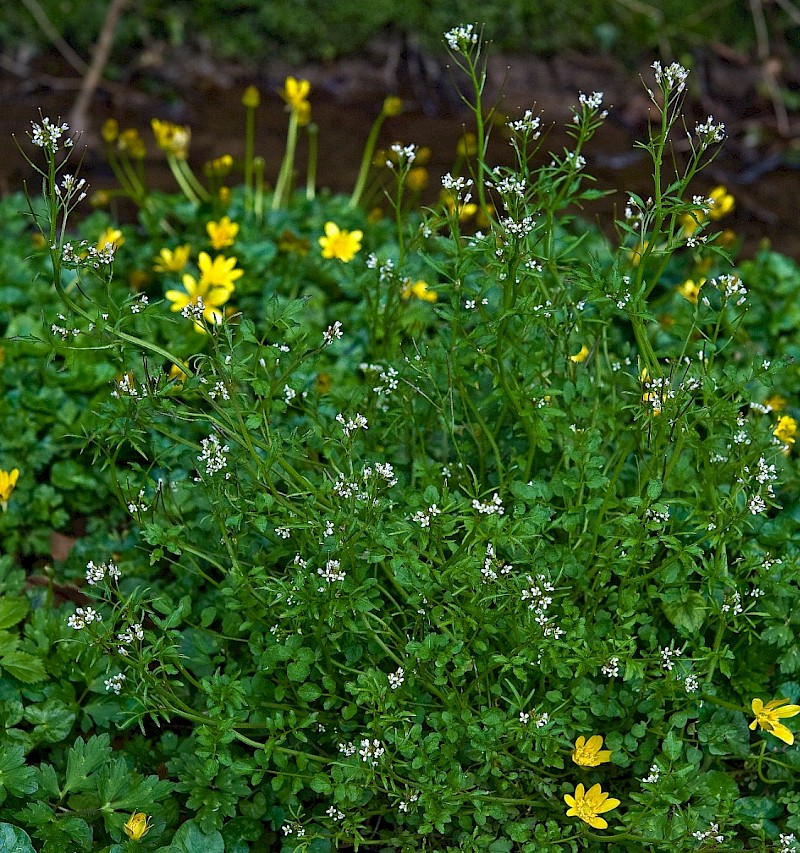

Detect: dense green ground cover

[1,27,800,853]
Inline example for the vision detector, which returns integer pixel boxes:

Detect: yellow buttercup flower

[118,128,146,159]
[123,812,152,842]
[101,118,119,144]
[197,252,243,291]
[677,278,704,304]
[570,344,589,363]
[401,279,437,303]
[457,132,478,157]
[204,155,233,179]
[773,415,798,446]
[280,77,312,126]
[206,216,239,250]
[166,276,233,333]
[97,228,124,251]
[406,166,429,192]
[151,118,191,159]
[441,191,477,221]
[708,185,735,220]
[319,222,363,263]
[750,697,800,745]
[564,783,620,830]
[153,245,190,274]
[0,468,19,511]
[764,394,787,413]
[572,735,612,767]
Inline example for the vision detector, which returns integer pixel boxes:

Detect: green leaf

[0,651,47,684]
[662,731,682,761]
[169,819,224,853]
[0,746,37,800]
[24,699,76,744]
[0,824,35,853]
[0,598,28,631]
[662,591,706,634]
[64,735,112,796]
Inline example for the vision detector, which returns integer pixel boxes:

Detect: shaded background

[2,0,799,256]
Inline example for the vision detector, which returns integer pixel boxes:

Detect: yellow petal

[588,815,609,830]
[564,795,576,808]
[771,723,795,745]
[585,735,604,752]
[595,797,621,814]
[772,704,800,719]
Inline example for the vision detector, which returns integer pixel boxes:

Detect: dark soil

[2,39,799,259]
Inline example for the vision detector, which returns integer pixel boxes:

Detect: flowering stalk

[348,97,401,209]
[306,122,318,201]
[253,156,265,222]
[272,111,299,210]
[242,86,260,211]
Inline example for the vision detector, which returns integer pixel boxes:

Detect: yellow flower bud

[123,812,152,842]
[242,85,261,108]
[101,118,119,144]
[382,96,403,117]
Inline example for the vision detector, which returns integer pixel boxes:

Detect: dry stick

[19,0,88,75]
[69,0,131,136]
[748,0,790,137]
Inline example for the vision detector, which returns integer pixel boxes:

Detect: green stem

[348,112,387,209]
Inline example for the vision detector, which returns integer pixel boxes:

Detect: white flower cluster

[85,559,121,586]
[111,372,149,400]
[684,673,700,693]
[645,506,670,526]
[117,622,144,656]
[388,667,405,689]
[602,656,620,678]
[31,116,73,152]
[51,311,80,341]
[441,173,473,197]
[366,254,395,282]
[208,380,230,401]
[197,433,230,478]
[104,673,126,694]
[130,294,148,314]
[388,143,417,168]
[651,60,689,93]
[317,559,346,585]
[281,824,305,837]
[336,412,368,438]
[322,321,343,346]
[712,273,747,306]
[722,589,743,616]
[499,214,537,239]
[363,462,398,487]
[358,738,385,766]
[326,806,345,821]
[660,645,682,671]
[694,115,726,149]
[398,793,419,813]
[481,543,512,582]
[338,741,357,757]
[128,487,148,514]
[692,823,724,844]
[780,834,798,853]
[579,91,605,110]
[488,172,526,199]
[411,504,441,528]
[67,606,102,630]
[373,366,399,397]
[642,763,660,784]
[507,109,541,137]
[181,296,205,323]
[522,574,562,638]
[472,492,504,516]
[444,23,478,53]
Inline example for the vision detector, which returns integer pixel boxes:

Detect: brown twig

[19,0,88,75]
[69,0,131,135]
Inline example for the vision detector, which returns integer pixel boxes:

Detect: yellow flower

[457,132,478,157]
[319,222,363,263]
[123,812,152,842]
[280,77,312,126]
[0,468,19,512]
[151,118,191,159]
[118,128,146,159]
[242,85,261,108]
[197,252,243,291]
[570,344,589,363]
[773,415,798,446]
[153,245,190,274]
[277,229,310,256]
[401,279,437,302]
[564,783,620,830]
[101,118,119,144]
[708,185,735,220]
[406,166,429,192]
[204,155,233,179]
[572,735,612,767]
[750,697,800,745]
[441,191,477,221]
[206,217,239,250]
[169,362,188,384]
[628,240,649,266]
[97,228,124,251]
[677,278,704,304]
[382,96,403,117]
[764,394,787,413]
[166,276,233,333]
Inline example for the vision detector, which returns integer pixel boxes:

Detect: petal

[585,735,604,752]
[586,784,603,800]
[773,704,800,719]
[595,797,621,814]
[350,230,364,242]
[749,719,758,730]
[574,783,585,798]
[574,736,586,750]
[165,291,189,311]
[182,274,199,295]
[325,222,339,237]
[595,750,612,763]
[751,698,764,715]
[588,816,609,830]
[564,795,576,808]
[771,723,795,745]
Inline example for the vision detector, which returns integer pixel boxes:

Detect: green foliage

[2,25,800,853]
